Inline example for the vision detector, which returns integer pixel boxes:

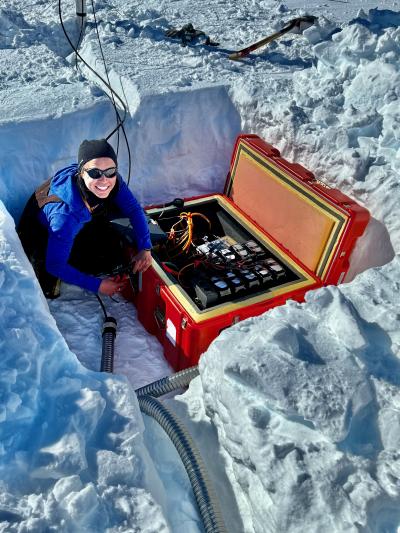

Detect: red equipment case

[133,134,370,370]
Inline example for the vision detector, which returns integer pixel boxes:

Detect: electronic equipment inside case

[147,198,301,310]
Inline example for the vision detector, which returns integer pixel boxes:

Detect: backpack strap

[35,178,62,208]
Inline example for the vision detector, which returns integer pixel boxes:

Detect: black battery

[225,271,246,293]
[254,264,274,284]
[243,240,266,259]
[218,248,236,263]
[237,269,260,289]
[264,258,286,279]
[231,243,249,259]
[210,276,232,298]
[193,279,219,309]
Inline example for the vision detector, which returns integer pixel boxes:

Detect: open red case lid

[225,135,370,285]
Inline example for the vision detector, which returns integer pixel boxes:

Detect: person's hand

[132,249,152,273]
[99,275,129,296]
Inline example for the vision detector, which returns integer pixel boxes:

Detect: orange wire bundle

[167,212,211,256]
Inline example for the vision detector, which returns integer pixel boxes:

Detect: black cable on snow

[135,366,200,398]
[58,0,132,184]
[96,294,108,319]
[138,395,227,533]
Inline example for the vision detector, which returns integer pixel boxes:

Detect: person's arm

[131,248,152,273]
[114,180,152,251]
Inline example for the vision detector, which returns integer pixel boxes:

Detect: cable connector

[101,316,117,373]
[76,0,87,17]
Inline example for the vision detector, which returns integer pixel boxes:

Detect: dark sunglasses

[83,167,117,179]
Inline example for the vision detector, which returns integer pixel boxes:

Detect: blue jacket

[38,164,152,293]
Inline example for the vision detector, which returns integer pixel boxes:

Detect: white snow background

[1,0,400,531]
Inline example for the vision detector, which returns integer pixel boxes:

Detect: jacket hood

[49,164,85,214]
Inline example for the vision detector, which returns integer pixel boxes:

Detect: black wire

[96,294,108,319]
[58,0,132,184]
[89,0,132,184]
[90,0,120,156]
[58,1,125,110]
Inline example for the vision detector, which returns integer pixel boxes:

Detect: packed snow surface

[1,0,400,532]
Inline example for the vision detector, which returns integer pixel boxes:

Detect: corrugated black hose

[135,366,200,397]
[100,316,117,373]
[97,294,117,373]
[138,394,227,533]
[96,293,225,532]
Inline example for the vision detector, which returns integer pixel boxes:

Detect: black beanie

[78,139,118,168]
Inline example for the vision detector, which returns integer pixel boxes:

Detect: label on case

[166,318,177,346]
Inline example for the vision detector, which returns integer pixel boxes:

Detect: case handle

[154,306,166,330]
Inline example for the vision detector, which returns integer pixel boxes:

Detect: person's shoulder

[51,164,79,187]
[50,165,76,198]
[50,164,88,212]
[113,175,128,199]
[116,173,128,189]
[115,175,137,198]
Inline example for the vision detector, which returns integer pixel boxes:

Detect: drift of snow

[179,259,400,532]
[1,1,400,532]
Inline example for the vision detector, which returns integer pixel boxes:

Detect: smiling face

[81,157,117,199]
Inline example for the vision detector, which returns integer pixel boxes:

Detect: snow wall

[0,203,173,530]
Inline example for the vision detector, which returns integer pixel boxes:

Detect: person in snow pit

[17,139,152,299]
